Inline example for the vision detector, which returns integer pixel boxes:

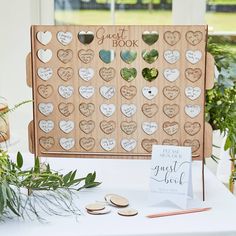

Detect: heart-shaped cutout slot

[142,68,158,82]
[120,68,137,82]
[78,31,94,45]
[120,50,137,64]
[142,49,158,64]
[99,50,115,64]
[142,31,159,45]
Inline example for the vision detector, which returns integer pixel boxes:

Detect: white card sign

[149,145,193,209]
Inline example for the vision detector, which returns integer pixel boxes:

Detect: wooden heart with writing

[185,68,202,82]
[184,122,201,136]
[100,120,116,134]
[58,102,75,117]
[141,139,158,153]
[162,139,179,146]
[57,67,73,82]
[38,85,53,98]
[163,121,179,136]
[120,85,137,100]
[79,137,95,151]
[142,103,158,118]
[163,104,179,118]
[78,49,94,64]
[183,139,200,153]
[164,31,181,46]
[163,86,179,100]
[79,103,95,117]
[121,121,137,135]
[185,31,203,46]
[79,120,95,134]
[39,137,54,150]
[57,49,73,63]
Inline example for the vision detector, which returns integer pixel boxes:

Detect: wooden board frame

[27,25,214,160]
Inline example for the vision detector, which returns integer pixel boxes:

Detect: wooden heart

[121,139,137,152]
[185,105,201,118]
[59,120,74,134]
[142,86,158,100]
[39,120,54,133]
[120,85,137,100]
[142,31,159,45]
[184,122,201,136]
[79,103,95,117]
[57,31,73,46]
[164,50,180,64]
[100,138,116,151]
[99,67,115,82]
[142,68,158,82]
[185,68,202,82]
[57,49,73,64]
[163,121,179,136]
[162,139,179,146]
[185,31,203,46]
[79,137,95,151]
[78,31,94,44]
[121,104,137,118]
[120,121,137,135]
[141,139,158,153]
[36,31,52,45]
[163,86,179,100]
[37,67,53,81]
[142,49,158,64]
[183,139,200,153]
[39,136,54,150]
[79,120,95,134]
[163,31,181,46]
[58,85,74,99]
[57,67,73,82]
[142,103,158,118]
[38,85,53,98]
[120,68,137,82]
[163,104,179,118]
[58,102,75,117]
[120,50,137,64]
[163,68,180,82]
[185,86,201,100]
[37,49,52,63]
[78,49,94,64]
[38,103,54,116]
[99,49,115,64]
[100,85,115,99]
[79,86,95,99]
[186,50,202,64]
[100,120,116,134]
[100,104,116,117]
[59,138,75,150]
[79,68,94,81]
[142,122,158,135]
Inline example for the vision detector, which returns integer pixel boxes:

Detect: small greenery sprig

[0,150,101,221]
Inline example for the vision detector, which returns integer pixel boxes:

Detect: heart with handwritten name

[185,86,201,100]
[185,68,202,82]
[39,137,54,150]
[121,121,137,135]
[58,102,75,117]
[185,31,203,46]
[60,138,75,150]
[37,67,53,81]
[142,86,158,100]
[164,31,181,46]
[163,68,180,82]
[183,139,200,153]
[185,105,201,118]
[121,139,137,152]
[79,103,95,117]
[163,121,179,136]
[58,85,74,99]
[100,120,116,134]
[39,120,54,133]
[79,120,95,134]
[79,86,95,99]
[163,86,180,100]
[184,122,201,136]
[141,139,158,153]
[79,137,95,151]
[57,67,73,82]
[142,103,158,118]
[100,138,116,151]
[164,50,180,64]
[163,104,179,118]
[59,120,74,134]
[121,104,137,117]
[57,31,73,46]
[142,122,158,135]
[79,68,94,82]
[78,49,94,64]
[100,86,115,100]
[99,67,116,82]
[57,49,73,64]
[186,50,202,64]
[38,103,54,116]
[100,104,116,117]
[38,85,53,98]
[120,85,137,100]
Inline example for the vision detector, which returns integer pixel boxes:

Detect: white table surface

[1,153,236,236]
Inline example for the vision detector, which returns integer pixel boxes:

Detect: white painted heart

[163,68,180,82]
[142,87,158,100]
[185,86,201,100]
[38,103,54,116]
[185,105,201,118]
[37,49,52,63]
[100,104,116,117]
[39,120,54,133]
[37,67,53,81]
[100,138,116,151]
[57,31,73,46]
[79,86,95,99]
[79,68,94,81]
[164,50,180,64]
[59,120,74,133]
[36,31,52,45]
[186,50,202,64]
[142,122,158,135]
[100,86,115,99]
[121,104,137,117]
[59,138,75,150]
[121,139,137,152]
[58,85,74,99]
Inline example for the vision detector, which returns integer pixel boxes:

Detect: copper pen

[146,207,212,218]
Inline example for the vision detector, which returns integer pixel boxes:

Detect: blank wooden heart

[57,49,73,64]
[38,85,53,99]
[121,121,137,135]
[100,120,116,134]
[141,139,158,153]
[79,120,95,134]
[79,137,95,151]
[36,31,52,45]
[39,137,54,150]
[37,67,53,81]
[57,67,73,82]
[37,49,52,63]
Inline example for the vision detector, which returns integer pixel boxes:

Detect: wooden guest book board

[27,25,214,159]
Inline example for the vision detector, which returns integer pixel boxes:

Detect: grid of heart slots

[30,25,207,159]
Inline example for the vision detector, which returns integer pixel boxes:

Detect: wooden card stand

[27,25,214,163]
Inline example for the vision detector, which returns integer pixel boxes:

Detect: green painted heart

[142,49,158,64]
[142,68,158,82]
[120,68,137,82]
[99,50,115,64]
[120,50,137,64]
[142,31,159,46]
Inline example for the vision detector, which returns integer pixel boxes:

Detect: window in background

[54,0,172,25]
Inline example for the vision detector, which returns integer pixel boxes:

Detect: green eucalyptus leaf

[17,152,23,169]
